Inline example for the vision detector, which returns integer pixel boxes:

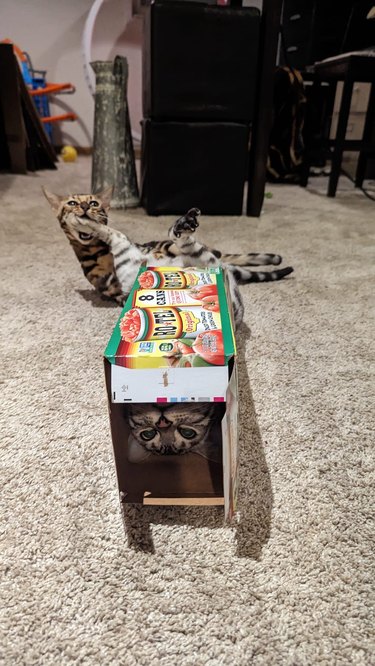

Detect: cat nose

[80,202,89,212]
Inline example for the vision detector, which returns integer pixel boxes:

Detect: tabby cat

[43,187,293,327]
[126,403,222,462]
[43,186,124,304]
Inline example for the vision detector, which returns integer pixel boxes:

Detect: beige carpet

[1,158,374,665]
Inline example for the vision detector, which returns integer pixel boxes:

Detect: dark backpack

[267,66,306,183]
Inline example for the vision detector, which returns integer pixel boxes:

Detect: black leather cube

[143,1,260,122]
[140,119,250,215]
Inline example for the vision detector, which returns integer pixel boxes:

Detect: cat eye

[140,428,157,441]
[67,200,77,206]
[89,200,99,207]
[178,427,197,440]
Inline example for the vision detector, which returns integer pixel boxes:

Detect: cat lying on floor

[43,186,293,328]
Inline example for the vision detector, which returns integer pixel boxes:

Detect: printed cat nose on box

[104,265,239,521]
[157,416,171,428]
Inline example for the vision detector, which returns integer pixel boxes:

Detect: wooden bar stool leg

[328,74,353,197]
[355,82,375,188]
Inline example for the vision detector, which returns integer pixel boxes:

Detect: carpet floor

[1,158,374,665]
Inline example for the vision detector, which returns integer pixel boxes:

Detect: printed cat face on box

[126,403,224,462]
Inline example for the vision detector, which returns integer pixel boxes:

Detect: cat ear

[95,185,114,210]
[42,187,63,211]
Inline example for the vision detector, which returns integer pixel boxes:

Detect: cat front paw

[69,216,91,232]
[172,208,200,238]
[68,216,96,242]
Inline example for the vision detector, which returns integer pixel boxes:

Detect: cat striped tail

[230,266,294,283]
[220,252,282,266]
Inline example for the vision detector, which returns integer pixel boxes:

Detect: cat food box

[104,266,238,520]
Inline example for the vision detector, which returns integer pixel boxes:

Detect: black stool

[304,54,375,196]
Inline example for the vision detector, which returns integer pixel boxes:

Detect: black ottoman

[143,1,260,122]
[140,119,250,215]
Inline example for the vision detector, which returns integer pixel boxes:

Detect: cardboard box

[104,266,239,520]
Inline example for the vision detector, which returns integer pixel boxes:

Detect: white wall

[1,0,264,147]
[0,0,143,147]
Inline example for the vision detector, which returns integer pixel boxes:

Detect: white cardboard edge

[111,363,229,403]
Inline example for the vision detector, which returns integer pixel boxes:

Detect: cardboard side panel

[222,360,239,521]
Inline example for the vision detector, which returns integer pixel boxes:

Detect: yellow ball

[61,145,77,162]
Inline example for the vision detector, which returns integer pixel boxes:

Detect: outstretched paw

[173,208,201,238]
